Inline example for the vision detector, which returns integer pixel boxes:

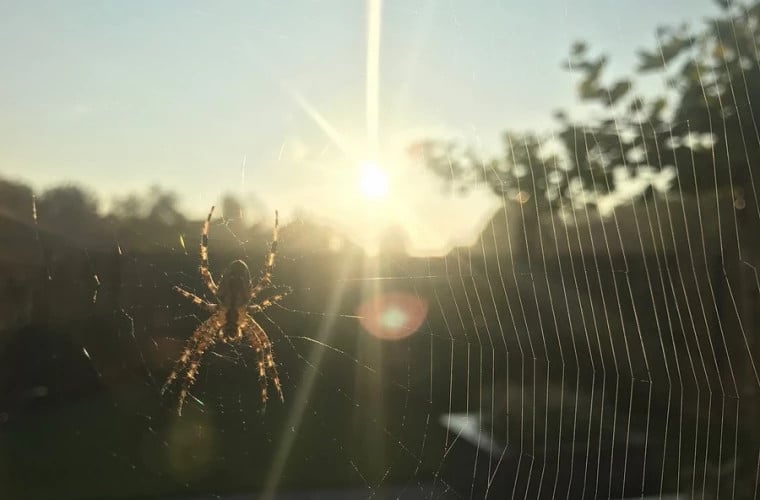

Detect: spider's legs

[162,313,220,415]
[172,285,217,312]
[248,286,292,314]
[200,206,219,296]
[177,334,214,416]
[256,345,269,405]
[245,316,284,403]
[245,321,269,404]
[264,339,284,402]
[250,210,279,299]
[161,329,203,396]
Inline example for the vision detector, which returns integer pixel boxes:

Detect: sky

[0,0,721,255]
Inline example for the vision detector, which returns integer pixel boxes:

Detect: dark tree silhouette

[145,186,185,227]
[0,179,34,223]
[110,193,143,220]
[415,0,760,208]
[38,186,98,223]
[36,185,102,243]
[221,194,244,223]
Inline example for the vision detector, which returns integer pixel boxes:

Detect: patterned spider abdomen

[217,260,252,339]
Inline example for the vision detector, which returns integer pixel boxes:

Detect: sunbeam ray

[366,0,383,157]
[261,256,355,499]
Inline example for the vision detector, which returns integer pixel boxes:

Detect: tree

[146,186,185,227]
[37,185,101,240]
[110,193,143,220]
[410,132,565,210]
[0,179,34,223]
[415,1,760,208]
[111,186,185,226]
[221,194,244,223]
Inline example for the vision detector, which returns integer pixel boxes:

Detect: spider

[161,206,290,415]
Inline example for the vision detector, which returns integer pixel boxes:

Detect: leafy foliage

[409,132,568,210]
[415,0,760,208]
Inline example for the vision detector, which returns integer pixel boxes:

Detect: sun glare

[359,161,389,199]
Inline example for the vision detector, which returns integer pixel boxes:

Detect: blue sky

[0,0,720,254]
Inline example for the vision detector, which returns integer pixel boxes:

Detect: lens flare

[357,291,428,340]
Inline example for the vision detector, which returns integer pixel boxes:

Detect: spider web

[9,171,758,500]
[3,2,760,500]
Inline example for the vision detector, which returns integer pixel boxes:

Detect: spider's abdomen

[217,260,252,309]
[223,307,245,339]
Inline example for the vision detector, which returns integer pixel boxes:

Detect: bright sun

[359,160,389,199]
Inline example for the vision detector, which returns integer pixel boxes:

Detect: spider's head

[218,259,252,308]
